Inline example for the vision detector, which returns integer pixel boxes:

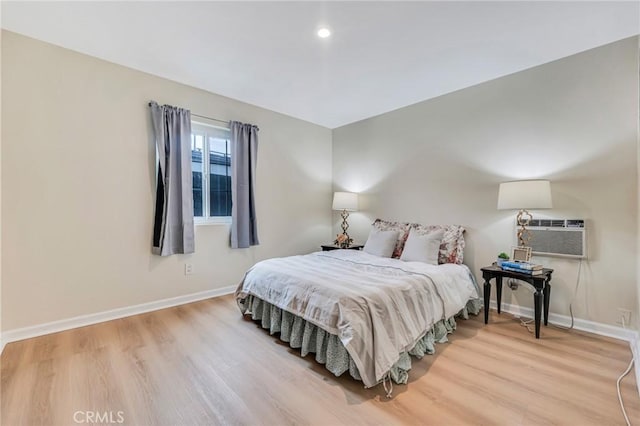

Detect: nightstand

[481,265,553,338]
[321,244,364,251]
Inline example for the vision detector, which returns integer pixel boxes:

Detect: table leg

[496,276,503,314]
[543,281,550,326]
[484,278,491,324]
[534,289,542,338]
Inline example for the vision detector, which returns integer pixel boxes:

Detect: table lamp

[497,180,552,247]
[332,192,358,247]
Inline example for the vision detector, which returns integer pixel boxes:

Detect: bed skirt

[239,295,482,386]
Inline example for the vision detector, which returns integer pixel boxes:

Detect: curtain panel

[150,101,195,255]
[230,121,259,248]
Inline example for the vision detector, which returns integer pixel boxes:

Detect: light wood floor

[2,295,639,426]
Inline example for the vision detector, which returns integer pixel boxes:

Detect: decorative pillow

[363,227,400,258]
[372,219,411,258]
[410,224,466,264]
[400,228,445,264]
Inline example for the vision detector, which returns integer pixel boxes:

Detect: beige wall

[1,31,332,331]
[333,37,639,328]
[2,30,637,333]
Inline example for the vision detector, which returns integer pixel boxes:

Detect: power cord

[519,318,534,334]
[551,258,583,331]
[617,358,634,426]
[617,317,633,426]
[506,283,535,334]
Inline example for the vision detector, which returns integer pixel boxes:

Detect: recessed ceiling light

[317,28,331,38]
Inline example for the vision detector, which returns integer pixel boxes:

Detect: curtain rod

[148,102,228,125]
[191,113,229,125]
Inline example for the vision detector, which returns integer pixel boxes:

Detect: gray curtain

[150,101,195,255]
[230,121,259,248]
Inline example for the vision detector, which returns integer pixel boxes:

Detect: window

[191,122,232,223]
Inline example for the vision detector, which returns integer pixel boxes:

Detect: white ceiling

[2,1,639,129]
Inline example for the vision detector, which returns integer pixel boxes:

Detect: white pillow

[363,228,400,258]
[400,228,445,264]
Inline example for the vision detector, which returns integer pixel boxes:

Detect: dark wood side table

[321,244,364,251]
[481,265,554,338]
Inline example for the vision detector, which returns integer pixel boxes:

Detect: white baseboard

[0,285,236,353]
[489,301,638,342]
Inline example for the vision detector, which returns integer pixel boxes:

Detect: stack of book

[501,261,544,275]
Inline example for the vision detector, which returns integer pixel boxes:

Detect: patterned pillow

[371,219,411,258]
[410,224,466,264]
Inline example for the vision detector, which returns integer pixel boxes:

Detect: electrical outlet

[184,263,194,275]
[617,308,632,327]
[508,279,519,291]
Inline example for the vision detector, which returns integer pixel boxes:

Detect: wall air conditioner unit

[520,219,586,259]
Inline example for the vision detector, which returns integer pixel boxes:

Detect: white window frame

[191,121,232,226]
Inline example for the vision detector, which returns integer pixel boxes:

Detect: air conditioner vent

[517,218,586,258]
[566,220,585,228]
[527,219,584,228]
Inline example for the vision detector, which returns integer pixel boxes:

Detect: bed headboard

[372,219,465,264]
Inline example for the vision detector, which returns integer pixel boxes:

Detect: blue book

[501,261,542,271]
[502,266,543,275]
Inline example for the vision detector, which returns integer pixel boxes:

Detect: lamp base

[334,210,353,248]
[516,209,533,246]
[340,210,350,235]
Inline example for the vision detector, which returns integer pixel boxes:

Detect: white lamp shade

[332,192,358,211]
[497,180,552,210]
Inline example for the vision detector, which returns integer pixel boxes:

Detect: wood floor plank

[2,295,639,425]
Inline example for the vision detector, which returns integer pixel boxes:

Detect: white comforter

[236,250,479,388]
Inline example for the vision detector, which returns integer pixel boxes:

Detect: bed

[235,220,482,395]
